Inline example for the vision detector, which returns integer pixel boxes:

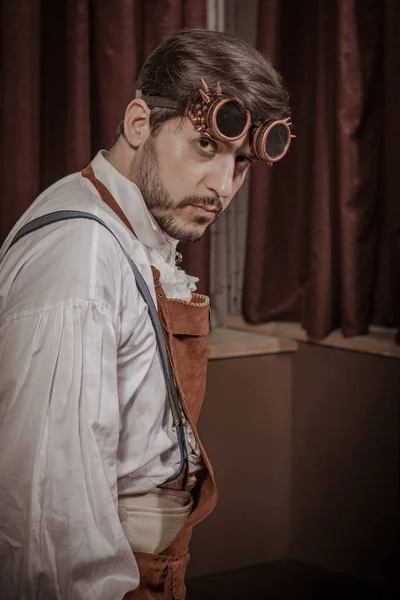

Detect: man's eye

[197,138,217,154]
[236,154,253,167]
[236,155,253,167]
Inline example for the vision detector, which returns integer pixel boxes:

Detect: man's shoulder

[31,171,103,216]
[0,173,144,319]
[0,170,156,325]
[2,170,142,261]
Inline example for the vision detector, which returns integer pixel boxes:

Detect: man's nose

[205,160,234,200]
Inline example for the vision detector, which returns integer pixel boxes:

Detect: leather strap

[81,164,137,237]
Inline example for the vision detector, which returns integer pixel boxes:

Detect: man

[0,29,291,600]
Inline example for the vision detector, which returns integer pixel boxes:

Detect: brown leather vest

[81,165,218,600]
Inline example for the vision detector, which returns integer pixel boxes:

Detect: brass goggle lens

[208,98,251,141]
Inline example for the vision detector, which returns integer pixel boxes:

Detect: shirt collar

[91,150,178,254]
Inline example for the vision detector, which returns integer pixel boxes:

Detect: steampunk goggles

[136,79,294,165]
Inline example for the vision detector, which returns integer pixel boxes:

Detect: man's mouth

[188,204,219,215]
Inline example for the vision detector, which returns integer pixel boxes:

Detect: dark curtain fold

[0,0,209,290]
[244,0,400,339]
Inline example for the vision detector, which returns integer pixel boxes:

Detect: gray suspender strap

[2,210,188,484]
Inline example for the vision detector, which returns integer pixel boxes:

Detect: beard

[134,137,223,243]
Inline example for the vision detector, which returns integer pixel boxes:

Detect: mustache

[178,195,223,215]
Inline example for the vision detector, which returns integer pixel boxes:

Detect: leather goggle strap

[81,164,137,237]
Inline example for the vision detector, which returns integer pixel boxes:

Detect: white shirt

[0,152,202,600]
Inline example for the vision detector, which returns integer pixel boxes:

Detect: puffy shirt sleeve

[0,300,138,600]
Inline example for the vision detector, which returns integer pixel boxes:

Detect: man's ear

[123,99,151,148]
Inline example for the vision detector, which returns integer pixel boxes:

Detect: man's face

[134,117,253,242]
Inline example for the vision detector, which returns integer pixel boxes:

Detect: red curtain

[244,0,400,340]
[0,0,209,291]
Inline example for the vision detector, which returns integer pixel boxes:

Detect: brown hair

[120,28,290,136]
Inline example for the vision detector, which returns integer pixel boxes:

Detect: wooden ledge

[225,315,400,360]
[208,327,298,360]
